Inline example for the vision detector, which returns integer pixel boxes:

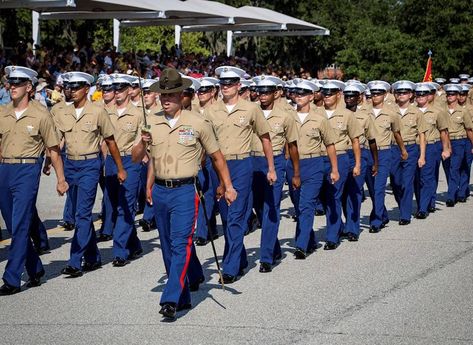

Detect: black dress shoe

[195,237,208,246]
[82,262,102,272]
[26,269,45,288]
[159,303,176,319]
[219,273,237,284]
[381,219,390,228]
[176,303,192,312]
[415,211,427,219]
[189,276,204,292]
[112,258,129,267]
[446,199,455,207]
[96,234,112,242]
[347,233,359,242]
[274,253,282,261]
[428,206,436,213]
[457,197,467,203]
[62,221,75,231]
[399,219,411,226]
[36,247,51,256]
[128,249,143,260]
[139,219,153,232]
[0,282,20,296]
[294,248,307,260]
[340,232,349,239]
[61,266,83,277]
[324,241,339,250]
[259,262,272,273]
[315,209,326,216]
[369,225,381,233]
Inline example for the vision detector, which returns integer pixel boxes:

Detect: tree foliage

[1,0,473,80]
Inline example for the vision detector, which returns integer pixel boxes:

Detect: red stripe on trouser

[179,193,200,288]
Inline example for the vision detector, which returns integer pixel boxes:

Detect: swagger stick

[195,178,225,291]
[133,48,150,131]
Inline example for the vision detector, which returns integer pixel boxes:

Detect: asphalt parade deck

[1,171,472,345]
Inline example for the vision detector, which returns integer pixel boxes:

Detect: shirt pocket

[306,128,321,139]
[81,123,98,133]
[26,127,40,137]
[121,122,137,138]
[0,126,11,137]
[379,120,391,129]
[177,137,197,147]
[452,116,464,125]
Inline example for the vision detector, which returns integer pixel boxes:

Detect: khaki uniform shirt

[275,97,295,113]
[353,107,378,146]
[394,104,429,142]
[148,110,220,179]
[447,105,473,138]
[419,104,449,142]
[131,100,144,109]
[370,106,402,147]
[53,100,115,157]
[108,103,143,153]
[319,105,363,151]
[434,92,446,108]
[146,104,163,116]
[252,104,299,155]
[0,102,59,158]
[294,109,337,156]
[204,98,270,156]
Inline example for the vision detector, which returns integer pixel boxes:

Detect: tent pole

[32,10,40,51]
[113,18,120,52]
[175,25,181,47]
[226,30,233,57]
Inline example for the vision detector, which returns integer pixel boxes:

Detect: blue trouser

[30,206,49,250]
[195,159,217,240]
[323,153,349,243]
[243,157,256,231]
[365,151,375,207]
[389,147,402,206]
[459,140,472,199]
[62,150,74,225]
[443,138,467,201]
[219,158,252,277]
[100,156,115,237]
[0,162,44,287]
[415,142,441,213]
[63,193,74,224]
[260,154,286,264]
[286,159,300,215]
[369,148,392,228]
[429,142,442,209]
[391,144,419,220]
[65,158,101,269]
[139,158,155,224]
[295,156,325,252]
[105,155,142,259]
[342,149,369,236]
[152,183,199,306]
[250,156,266,227]
[137,161,148,213]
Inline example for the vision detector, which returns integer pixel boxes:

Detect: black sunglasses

[69,84,87,91]
[113,83,130,91]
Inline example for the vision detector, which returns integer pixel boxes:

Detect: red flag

[423,50,432,82]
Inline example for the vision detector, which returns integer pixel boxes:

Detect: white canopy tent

[180,5,330,56]
[0,0,330,56]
